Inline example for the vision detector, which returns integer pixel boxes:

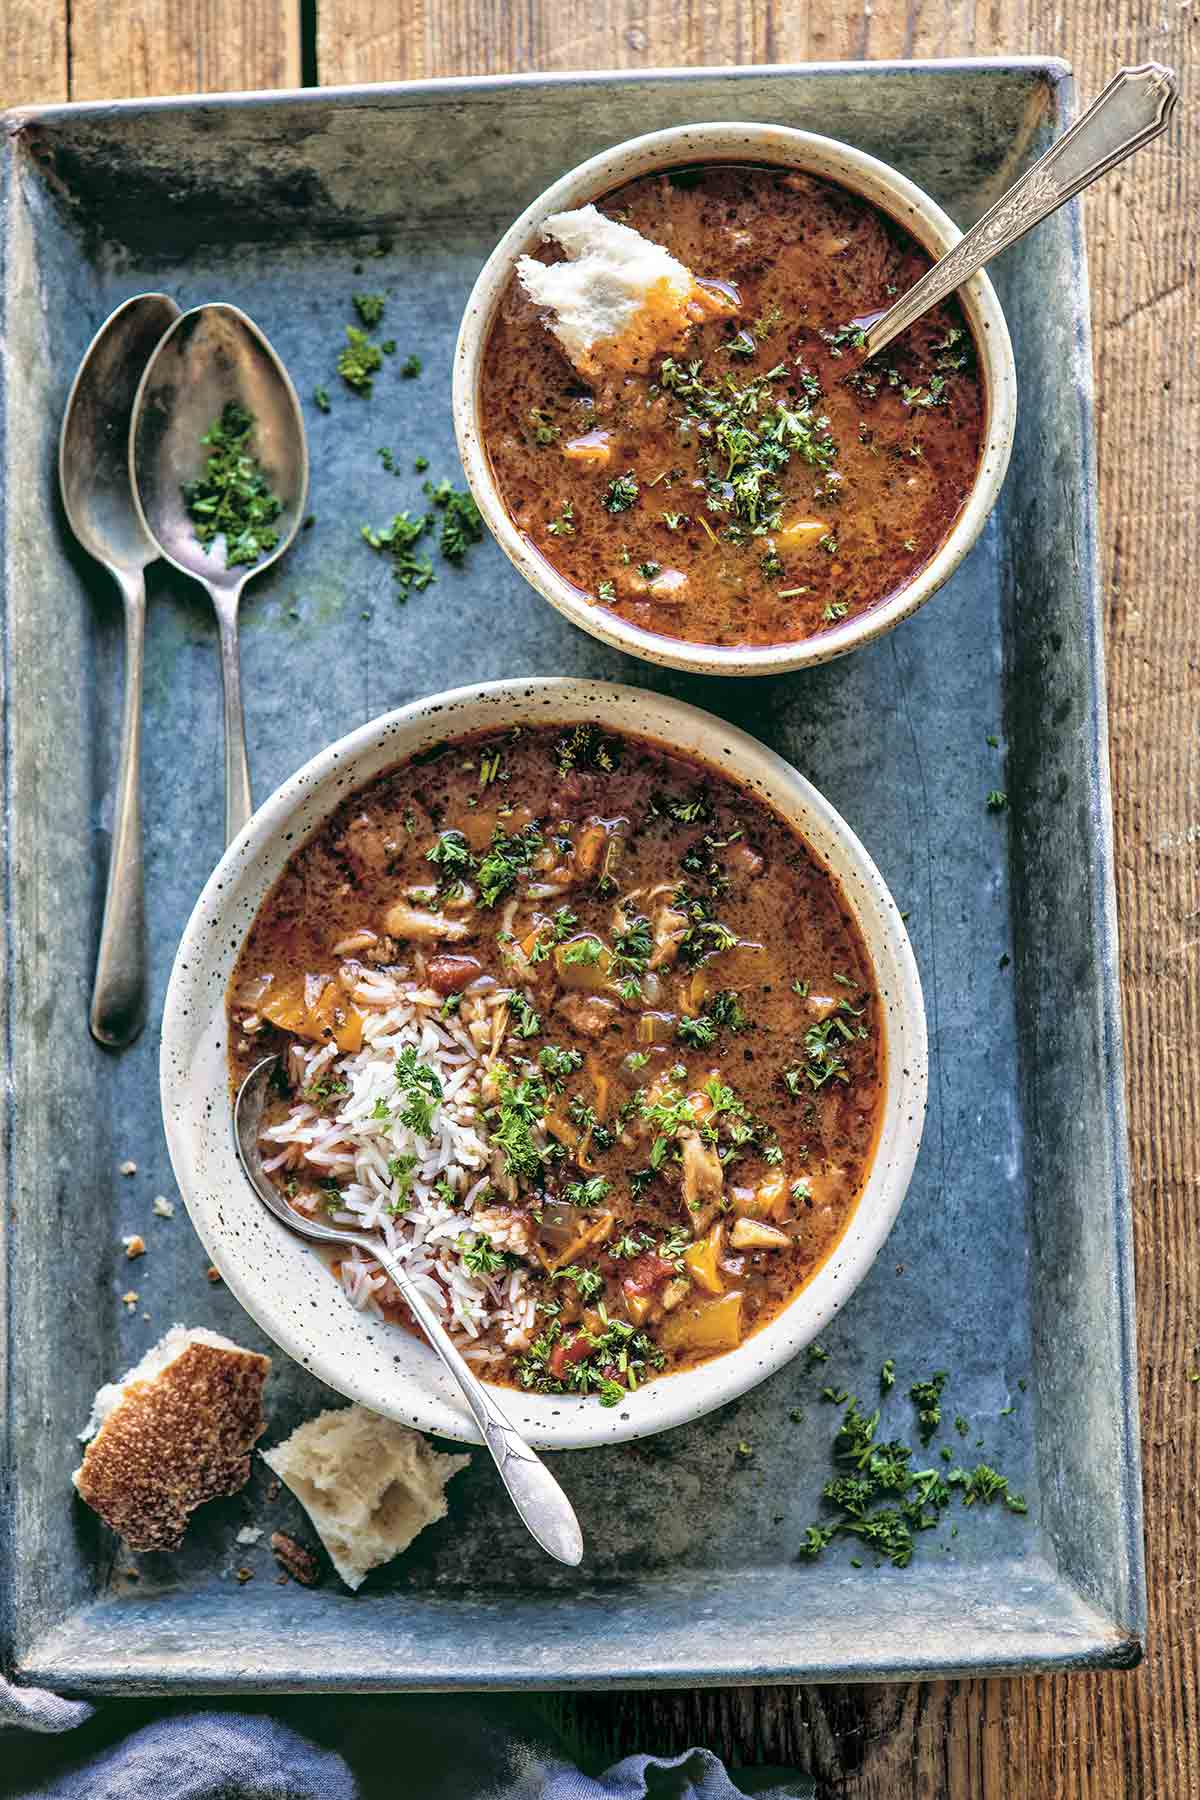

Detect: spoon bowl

[59,291,181,1047]
[130,303,309,842]
[234,1053,584,1567]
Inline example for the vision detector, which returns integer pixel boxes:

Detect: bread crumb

[121,1291,139,1311]
[235,1525,263,1545]
[270,1530,320,1587]
[235,1566,254,1584]
[119,1160,137,1176]
[262,1405,469,1590]
[123,1235,146,1260]
[206,1265,223,1283]
[152,1195,176,1219]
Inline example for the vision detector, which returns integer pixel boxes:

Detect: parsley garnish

[352,292,386,326]
[338,325,384,393]
[422,479,483,564]
[477,822,542,907]
[603,471,639,513]
[391,1045,444,1135]
[361,511,435,599]
[181,403,283,568]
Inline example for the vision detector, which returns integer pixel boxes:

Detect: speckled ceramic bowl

[161,679,927,1450]
[454,122,1016,678]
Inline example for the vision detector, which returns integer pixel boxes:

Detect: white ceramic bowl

[454,122,1016,678]
[161,679,927,1450]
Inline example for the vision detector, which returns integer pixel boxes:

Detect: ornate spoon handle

[863,63,1179,360]
[373,1243,584,1566]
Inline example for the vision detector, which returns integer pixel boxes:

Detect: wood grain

[1,1,67,108]
[66,0,301,102]
[3,0,1196,1791]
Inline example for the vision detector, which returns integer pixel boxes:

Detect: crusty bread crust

[73,1341,269,1550]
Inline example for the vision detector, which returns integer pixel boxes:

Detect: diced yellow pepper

[683,1222,725,1295]
[624,1291,654,1328]
[659,1290,744,1355]
[259,974,363,1054]
[553,937,612,992]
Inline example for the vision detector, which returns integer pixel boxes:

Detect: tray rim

[0,55,1144,1692]
[0,54,1076,134]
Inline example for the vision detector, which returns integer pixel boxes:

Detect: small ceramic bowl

[161,679,927,1450]
[454,122,1016,678]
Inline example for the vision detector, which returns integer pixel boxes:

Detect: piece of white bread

[516,204,704,378]
[73,1326,270,1551]
[261,1404,469,1591]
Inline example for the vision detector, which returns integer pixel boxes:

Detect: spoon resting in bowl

[234,1054,585,1567]
[855,63,1178,360]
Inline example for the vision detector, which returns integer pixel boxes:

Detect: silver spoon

[59,293,182,1048]
[858,63,1178,360]
[129,304,309,847]
[234,1054,585,1567]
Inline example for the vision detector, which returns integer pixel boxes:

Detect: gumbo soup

[228,724,884,1406]
[481,164,986,648]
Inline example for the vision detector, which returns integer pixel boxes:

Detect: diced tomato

[426,954,482,995]
[548,1334,593,1381]
[621,1253,675,1298]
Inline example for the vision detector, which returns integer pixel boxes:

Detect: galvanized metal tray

[0,60,1144,1693]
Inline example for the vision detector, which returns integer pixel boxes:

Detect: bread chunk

[517,204,724,380]
[73,1326,270,1551]
[261,1404,469,1590]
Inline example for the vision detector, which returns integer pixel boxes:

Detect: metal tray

[0,60,1144,1693]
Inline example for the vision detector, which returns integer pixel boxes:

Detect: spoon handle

[90,566,148,1048]
[213,593,253,846]
[372,1243,584,1566]
[863,62,1179,360]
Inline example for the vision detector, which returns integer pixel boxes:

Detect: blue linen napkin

[0,1678,816,1799]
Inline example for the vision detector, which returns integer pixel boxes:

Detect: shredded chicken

[680,1130,724,1231]
[382,902,473,943]
[729,1218,790,1251]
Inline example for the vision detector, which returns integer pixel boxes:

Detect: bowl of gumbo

[162,681,926,1448]
[455,123,1015,675]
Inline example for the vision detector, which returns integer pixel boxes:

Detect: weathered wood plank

[1,0,68,108]
[68,0,301,102]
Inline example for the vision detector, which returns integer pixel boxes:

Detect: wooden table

[4,3,1195,1793]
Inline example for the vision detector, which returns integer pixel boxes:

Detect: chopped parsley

[597,579,616,601]
[603,471,639,513]
[422,479,483,564]
[555,723,618,777]
[361,511,435,598]
[562,1175,612,1209]
[909,1371,948,1445]
[401,353,422,378]
[489,1067,548,1185]
[987,790,1009,812]
[181,403,283,568]
[352,292,386,327]
[507,991,541,1038]
[477,822,542,907]
[659,355,838,537]
[547,501,575,537]
[392,1045,444,1136]
[562,936,604,967]
[313,386,331,412]
[338,325,384,393]
[537,1043,583,1087]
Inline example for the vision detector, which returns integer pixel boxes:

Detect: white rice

[256,980,539,1353]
